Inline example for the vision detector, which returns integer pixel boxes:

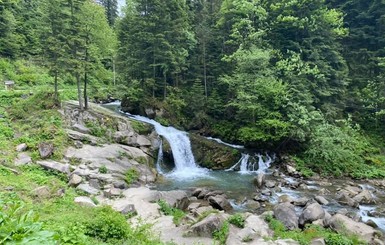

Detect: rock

[323,211,332,227]
[197,189,210,199]
[65,129,98,145]
[278,195,294,203]
[145,108,156,119]
[315,196,329,205]
[136,135,152,146]
[245,215,271,237]
[273,203,298,230]
[74,141,83,149]
[261,189,272,196]
[113,180,129,189]
[254,173,265,188]
[33,186,50,198]
[103,188,122,198]
[74,196,96,207]
[244,200,261,210]
[310,238,325,245]
[328,214,378,242]
[286,165,297,175]
[76,183,99,195]
[372,239,385,245]
[194,206,215,217]
[344,186,361,197]
[365,219,378,228]
[298,183,308,190]
[265,180,277,188]
[37,160,71,175]
[292,197,310,207]
[187,202,201,212]
[89,179,101,189]
[353,190,375,204]
[150,190,190,210]
[186,213,227,237]
[336,192,359,208]
[16,143,28,152]
[192,188,203,197]
[204,190,224,199]
[72,123,90,134]
[208,195,233,211]
[38,142,54,159]
[254,195,269,202]
[120,204,136,215]
[318,188,330,195]
[299,202,325,226]
[15,153,32,166]
[68,174,82,187]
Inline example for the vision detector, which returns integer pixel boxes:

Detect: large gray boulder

[336,192,359,208]
[254,173,265,188]
[299,202,325,226]
[208,195,233,212]
[148,190,189,210]
[353,190,375,204]
[274,203,298,230]
[328,214,379,242]
[185,213,227,237]
[37,160,71,175]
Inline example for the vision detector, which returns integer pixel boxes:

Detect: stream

[103,102,385,233]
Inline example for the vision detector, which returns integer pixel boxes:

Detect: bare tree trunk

[76,74,83,110]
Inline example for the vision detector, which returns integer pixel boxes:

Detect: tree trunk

[76,74,83,110]
[203,41,208,99]
[84,71,88,110]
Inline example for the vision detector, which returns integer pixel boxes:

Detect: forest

[1,0,385,178]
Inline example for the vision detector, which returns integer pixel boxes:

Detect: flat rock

[77,183,99,195]
[16,143,28,152]
[37,160,71,175]
[72,123,90,134]
[65,129,98,145]
[15,153,32,166]
[315,196,329,205]
[74,196,96,207]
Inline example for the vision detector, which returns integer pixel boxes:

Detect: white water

[156,140,164,174]
[227,153,273,174]
[122,113,208,179]
[206,137,244,149]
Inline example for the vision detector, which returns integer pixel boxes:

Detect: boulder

[65,129,98,145]
[74,141,83,149]
[68,174,82,187]
[76,183,99,195]
[311,238,325,245]
[254,173,265,188]
[336,192,359,208]
[103,187,122,198]
[244,200,261,210]
[204,190,224,199]
[136,135,152,146]
[149,190,190,210]
[74,196,96,207]
[278,195,294,204]
[292,197,310,207]
[286,165,297,175]
[299,202,325,226]
[38,142,54,159]
[187,202,201,212]
[265,180,277,188]
[273,203,298,230]
[353,190,375,204]
[72,123,90,134]
[245,215,271,237]
[89,179,101,189]
[328,214,378,242]
[314,196,329,205]
[37,160,71,175]
[186,213,227,237]
[208,195,233,211]
[16,143,28,152]
[15,153,32,166]
[33,186,50,199]
[113,180,129,189]
[343,186,361,197]
[194,206,215,217]
[120,204,136,215]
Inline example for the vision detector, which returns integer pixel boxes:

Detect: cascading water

[206,137,244,149]
[122,114,208,179]
[227,153,273,174]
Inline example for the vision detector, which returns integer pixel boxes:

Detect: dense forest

[1,0,385,178]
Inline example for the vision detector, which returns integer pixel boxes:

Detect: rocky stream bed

[14,102,385,245]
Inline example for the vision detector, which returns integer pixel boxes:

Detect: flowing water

[103,102,385,231]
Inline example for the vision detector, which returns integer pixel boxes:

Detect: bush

[84,206,129,242]
[228,214,245,228]
[212,221,229,245]
[157,200,185,225]
[125,168,139,185]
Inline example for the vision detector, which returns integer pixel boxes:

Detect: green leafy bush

[124,168,139,185]
[228,214,245,228]
[212,221,229,245]
[84,206,129,242]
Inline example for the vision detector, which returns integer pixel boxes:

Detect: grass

[157,200,186,225]
[124,168,139,185]
[212,221,229,245]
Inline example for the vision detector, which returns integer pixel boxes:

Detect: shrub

[84,206,129,242]
[124,168,139,185]
[99,165,108,174]
[212,221,229,245]
[228,213,245,228]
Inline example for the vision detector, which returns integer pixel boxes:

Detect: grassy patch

[212,221,229,245]
[124,168,139,185]
[228,213,245,228]
[157,200,186,225]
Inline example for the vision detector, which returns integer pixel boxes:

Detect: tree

[98,0,118,26]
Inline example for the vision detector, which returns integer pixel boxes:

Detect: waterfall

[123,114,208,179]
[156,139,164,174]
[206,137,244,149]
[227,153,273,174]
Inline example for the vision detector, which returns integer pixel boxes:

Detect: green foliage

[212,221,229,245]
[227,214,245,228]
[124,168,139,185]
[0,200,56,244]
[131,120,152,134]
[157,200,186,226]
[99,165,108,174]
[84,206,129,242]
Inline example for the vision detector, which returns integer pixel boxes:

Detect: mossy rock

[189,134,242,170]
